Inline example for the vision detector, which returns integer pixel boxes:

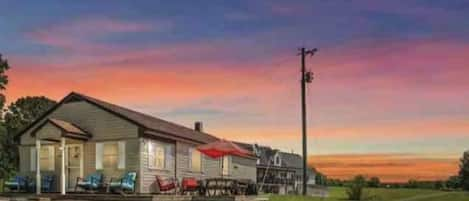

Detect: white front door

[66,144,83,190]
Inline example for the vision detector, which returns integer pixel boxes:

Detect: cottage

[236,143,316,194]
[16,92,257,194]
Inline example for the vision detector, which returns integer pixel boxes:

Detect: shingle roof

[69,92,219,144]
[17,92,218,144]
[279,152,303,169]
[49,118,88,136]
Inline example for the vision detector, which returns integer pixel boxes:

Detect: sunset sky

[1,1,469,182]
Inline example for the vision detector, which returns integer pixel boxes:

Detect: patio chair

[181,177,199,195]
[28,175,55,193]
[41,175,55,193]
[108,172,137,194]
[155,176,178,194]
[75,172,104,192]
[3,176,29,192]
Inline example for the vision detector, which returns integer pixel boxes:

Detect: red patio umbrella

[197,139,253,178]
[196,139,252,159]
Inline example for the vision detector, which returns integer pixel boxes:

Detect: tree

[368,177,381,188]
[1,96,56,178]
[459,151,469,191]
[346,175,367,200]
[447,175,461,189]
[0,54,11,184]
[315,171,327,186]
[4,96,57,135]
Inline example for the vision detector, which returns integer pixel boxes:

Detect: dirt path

[391,192,450,201]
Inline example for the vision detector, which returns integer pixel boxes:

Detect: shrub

[367,177,381,188]
[346,175,367,200]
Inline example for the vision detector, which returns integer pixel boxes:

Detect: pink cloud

[26,17,169,51]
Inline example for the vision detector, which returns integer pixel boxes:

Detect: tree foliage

[447,175,461,189]
[0,54,11,180]
[459,151,469,191]
[346,175,367,200]
[315,171,328,186]
[368,177,381,188]
[4,96,57,135]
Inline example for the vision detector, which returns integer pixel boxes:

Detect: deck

[0,193,258,201]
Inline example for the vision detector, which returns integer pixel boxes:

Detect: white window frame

[96,141,125,170]
[188,147,202,172]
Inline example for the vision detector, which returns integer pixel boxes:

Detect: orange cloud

[309,154,459,182]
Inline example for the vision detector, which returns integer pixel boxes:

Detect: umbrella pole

[221,156,224,179]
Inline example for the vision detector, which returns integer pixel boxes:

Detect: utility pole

[299,47,317,195]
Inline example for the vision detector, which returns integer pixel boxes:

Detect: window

[274,154,281,166]
[103,143,118,169]
[188,147,202,172]
[31,146,55,171]
[222,156,229,176]
[96,141,125,170]
[148,141,166,169]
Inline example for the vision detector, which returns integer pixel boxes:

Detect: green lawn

[269,187,469,201]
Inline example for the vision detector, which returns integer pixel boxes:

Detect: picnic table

[203,178,248,196]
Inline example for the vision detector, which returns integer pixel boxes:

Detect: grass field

[269,187,469,201]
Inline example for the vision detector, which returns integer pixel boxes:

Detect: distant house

[16,92,257,193]
[236,142,316,194]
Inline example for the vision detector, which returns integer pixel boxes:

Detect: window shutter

[188,147,193,169]
[30,147,37,171]
[48,146,55,171]
[118,141,126,169]
[165,145,173,170]
[148,142,155,168]
[96,143,103,170]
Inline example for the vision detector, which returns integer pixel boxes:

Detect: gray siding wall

[230,156,257,182]
[139,139,223,193]
[139,138,175,193]
[175,141,221,180]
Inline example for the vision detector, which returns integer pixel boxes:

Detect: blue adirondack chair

[41,175,55,192]
[3,176,29,192]
[27,175,55,193]
[75,172,104,192]
[108,172,137,194]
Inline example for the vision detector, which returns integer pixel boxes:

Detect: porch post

[35,139,41,195]
[60,137,66,195]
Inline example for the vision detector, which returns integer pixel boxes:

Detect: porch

[31,118,91,195]
[0,193,259,201]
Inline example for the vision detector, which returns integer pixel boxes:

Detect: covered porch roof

[31,118,91,142]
